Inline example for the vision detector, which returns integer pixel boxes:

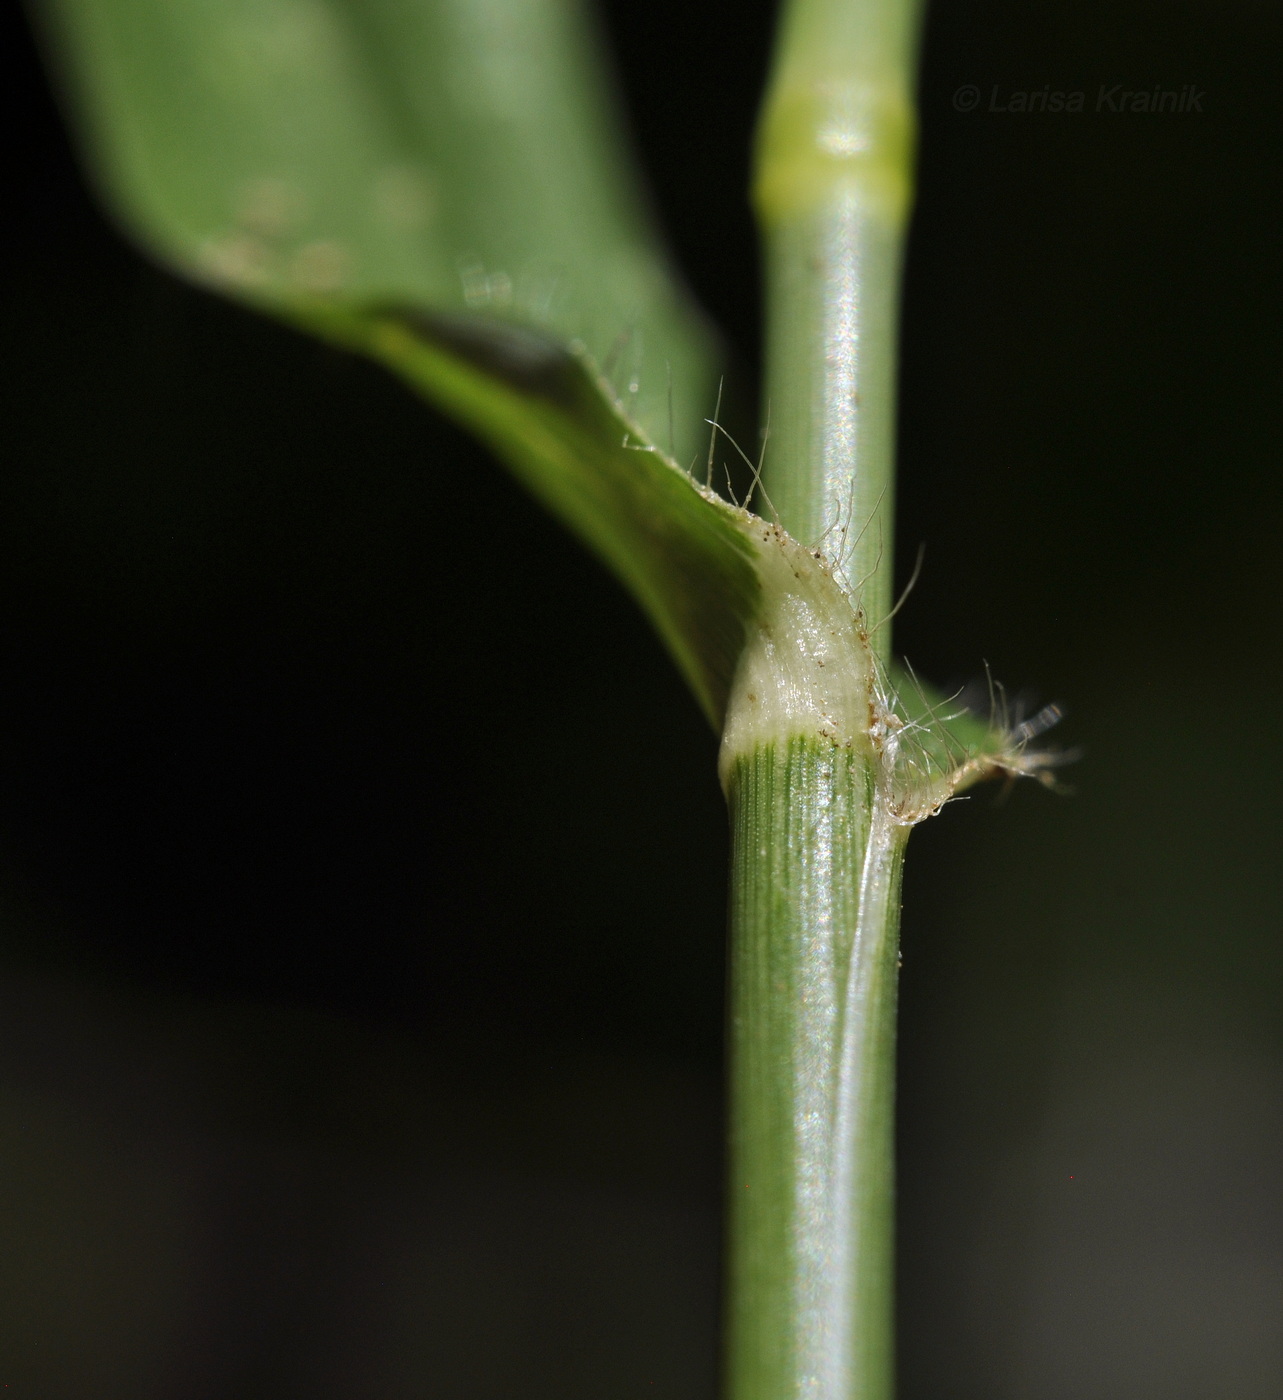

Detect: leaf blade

[38,0,715,463]
[35,0,771,719]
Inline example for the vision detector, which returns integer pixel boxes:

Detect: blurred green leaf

[39,0,713,453]
[36,0,759,718]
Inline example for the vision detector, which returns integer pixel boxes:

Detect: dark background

[4,0,1282,1395]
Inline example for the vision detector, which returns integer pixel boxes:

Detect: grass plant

[32,0,1059,1392]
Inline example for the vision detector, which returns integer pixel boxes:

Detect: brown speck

[236,177,305,237]
[291,240,348,292]
[198,234,271,287]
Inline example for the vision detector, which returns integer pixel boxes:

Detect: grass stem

[724,2,921,1396]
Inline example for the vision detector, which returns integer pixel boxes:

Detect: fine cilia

[695,413,1069,823]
